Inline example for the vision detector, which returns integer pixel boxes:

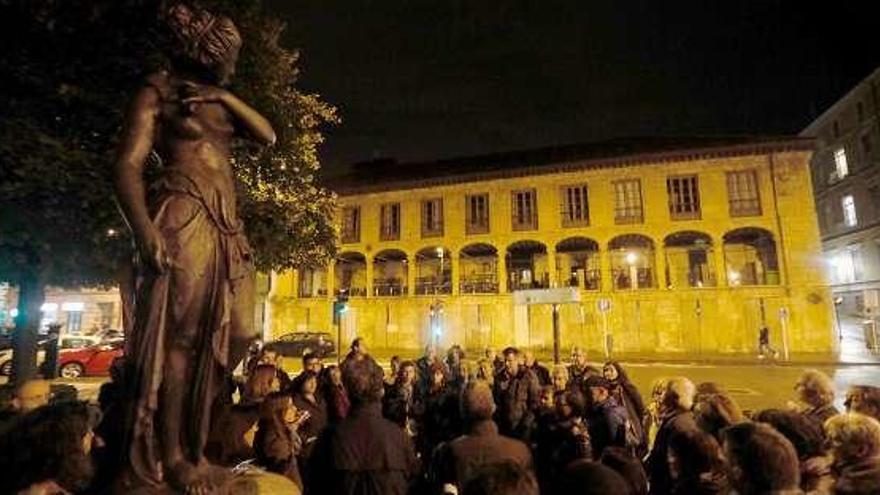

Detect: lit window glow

[843,195,858,227]
[41,303,58,312]
[834,148,849,179]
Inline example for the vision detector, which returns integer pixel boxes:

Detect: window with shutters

[667,175,701,220]
[613,179,643,224]
[834,148,849,180]
[465,194,490,234]
[843,195,858,227]
[341,206,360,243]
[421,198,444,237]
[380,203,401,241]
[560,184,590,227]
[726,170,762,217]
[511,189,538,231]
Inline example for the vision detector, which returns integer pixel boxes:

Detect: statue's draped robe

[122,165,252,487]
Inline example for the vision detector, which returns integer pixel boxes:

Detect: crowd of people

[1,338,880,494]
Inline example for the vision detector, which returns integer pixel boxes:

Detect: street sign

[513,287,581,305]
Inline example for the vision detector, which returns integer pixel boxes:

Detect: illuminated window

[421,198,444,238]
[613,179,643,224]
[834,148,849,179]
[511,189,538,231]
[667,175,701,220]
[380,203,401,241]
[843,195,858,227]
[560,184,590,227]
[465,194,490,234]
[727,170,761,217]
[341,206,361,244]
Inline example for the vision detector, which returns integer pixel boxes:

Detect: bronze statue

[113,3,275,493]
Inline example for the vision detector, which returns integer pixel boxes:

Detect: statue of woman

[113,4,275,493]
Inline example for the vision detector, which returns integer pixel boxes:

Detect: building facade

[0,283,123,335]
[269,137,834,357]
[801,67,880,317]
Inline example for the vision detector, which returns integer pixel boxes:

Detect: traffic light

[332,293,349,325]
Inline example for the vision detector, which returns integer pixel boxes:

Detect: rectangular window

[380,203,401,241]
[834,147,849,179]
[511,189,538,231]
[465,193,490,235]
[862,133,873,155]
[341,206,360,243]
[851,245,864,281]
[560,184,590,227]
[421,198,444,237]
[858,101,865,122]
[727,170,762,217]
[613,179,643,224]
[843,194,858,227]
[667,175,701,220]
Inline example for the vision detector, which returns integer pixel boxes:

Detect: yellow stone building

[268,136,834,357]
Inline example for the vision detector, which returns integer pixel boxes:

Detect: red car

[58,341,123,378]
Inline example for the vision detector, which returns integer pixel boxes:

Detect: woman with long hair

[603,361,647,456]
[290,371,327,463]
[319,364,350,423]
[254,392,308,488]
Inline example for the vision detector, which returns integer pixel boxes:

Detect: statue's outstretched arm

[114,85,168,272]
[181,82,276,146]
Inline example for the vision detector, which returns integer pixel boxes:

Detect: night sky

[268,1,879,175]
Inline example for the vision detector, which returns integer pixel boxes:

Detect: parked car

[264,332,335,358]
[57,341,124,378]
[0,335,102,376]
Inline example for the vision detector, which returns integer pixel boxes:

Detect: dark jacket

[587,397,629,458]
[670,471,730,495]
[493,367,540,440]
[568,363,600,392]
[254,419,303,488]
[324,383,351,423]
[308,402,418,495]
[382,382,423,430]
[292,394,328,460]
[420,388,460,456]
[646,410,698,495]
[833,457,880,495]
[432,419,533,491]
[528,363,552,387]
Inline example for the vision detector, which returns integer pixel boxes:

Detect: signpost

[778,306,790,362]
[513,287,581,364]
[597,297,612,358]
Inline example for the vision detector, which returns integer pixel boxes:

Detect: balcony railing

[298,288,328,298]
[335,287,366,297]
[373,278,406,296]
[561,269,600,290]
[508,272,550,292]
[460,273,498,294]
[415,276,451,295]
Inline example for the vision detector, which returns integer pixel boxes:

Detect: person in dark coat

[492,347,540,442]
[254,392,306,488]
[646,377,699,495]
[420,362,461,461]
[290,371,328,464]
[307,356,418,495]
[825,412,880,495]
[534,389,591,493]
[600,447,649,495]
[319,364,350,423]
[523,351,551,386]
[568,347,600,393]
[584,375,630,458]
[554,460,633,495]
[431,381,533,493]
[382,360,422,437]
[603,361,647,455]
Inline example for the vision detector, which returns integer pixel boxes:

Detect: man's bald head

[14,379,51,413]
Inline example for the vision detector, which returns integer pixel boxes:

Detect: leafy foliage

[0,0,338,291]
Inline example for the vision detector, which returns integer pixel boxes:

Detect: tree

[0,0,338,383]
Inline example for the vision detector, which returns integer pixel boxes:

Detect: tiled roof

[327,135,814,195]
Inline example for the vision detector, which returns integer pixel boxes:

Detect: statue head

[164,3,242,84]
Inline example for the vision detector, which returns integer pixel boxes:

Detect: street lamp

[429,299,444,348]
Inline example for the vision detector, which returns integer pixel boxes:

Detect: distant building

[269,136,834,356]
[0,284,122,335]
[801,67,880,317]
